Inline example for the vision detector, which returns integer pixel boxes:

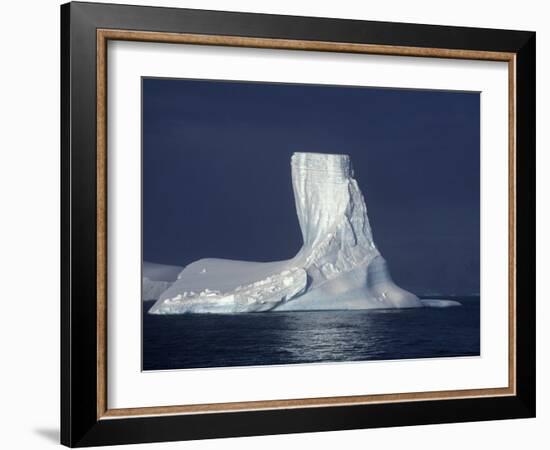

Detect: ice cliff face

[149,152,422,314]
[290,153,379,289]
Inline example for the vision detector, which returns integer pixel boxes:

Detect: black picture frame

[61,1,535,447]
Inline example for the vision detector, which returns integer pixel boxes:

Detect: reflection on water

[142,297,480,370]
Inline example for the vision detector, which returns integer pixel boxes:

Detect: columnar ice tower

[149,152,422,314]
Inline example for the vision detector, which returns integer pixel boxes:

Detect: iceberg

[419,299,462,308]
[149,152,423,314]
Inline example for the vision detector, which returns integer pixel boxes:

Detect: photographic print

[141,78,480,371]
[62,5,535,444]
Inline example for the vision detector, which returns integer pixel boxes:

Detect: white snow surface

[150,152,424,314]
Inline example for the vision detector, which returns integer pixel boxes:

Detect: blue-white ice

[149,152,458,314]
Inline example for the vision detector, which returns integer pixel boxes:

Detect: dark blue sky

[142,78,480,295]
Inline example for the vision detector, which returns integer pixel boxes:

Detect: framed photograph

[61,1,535,447]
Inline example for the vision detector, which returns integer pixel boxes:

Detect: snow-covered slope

[143,261,183,281]
[142,262,182,301]
[150,152,423,314]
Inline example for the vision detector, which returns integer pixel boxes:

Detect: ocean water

[142,296,479,371]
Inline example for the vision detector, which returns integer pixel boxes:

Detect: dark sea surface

[142,296,480,370]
